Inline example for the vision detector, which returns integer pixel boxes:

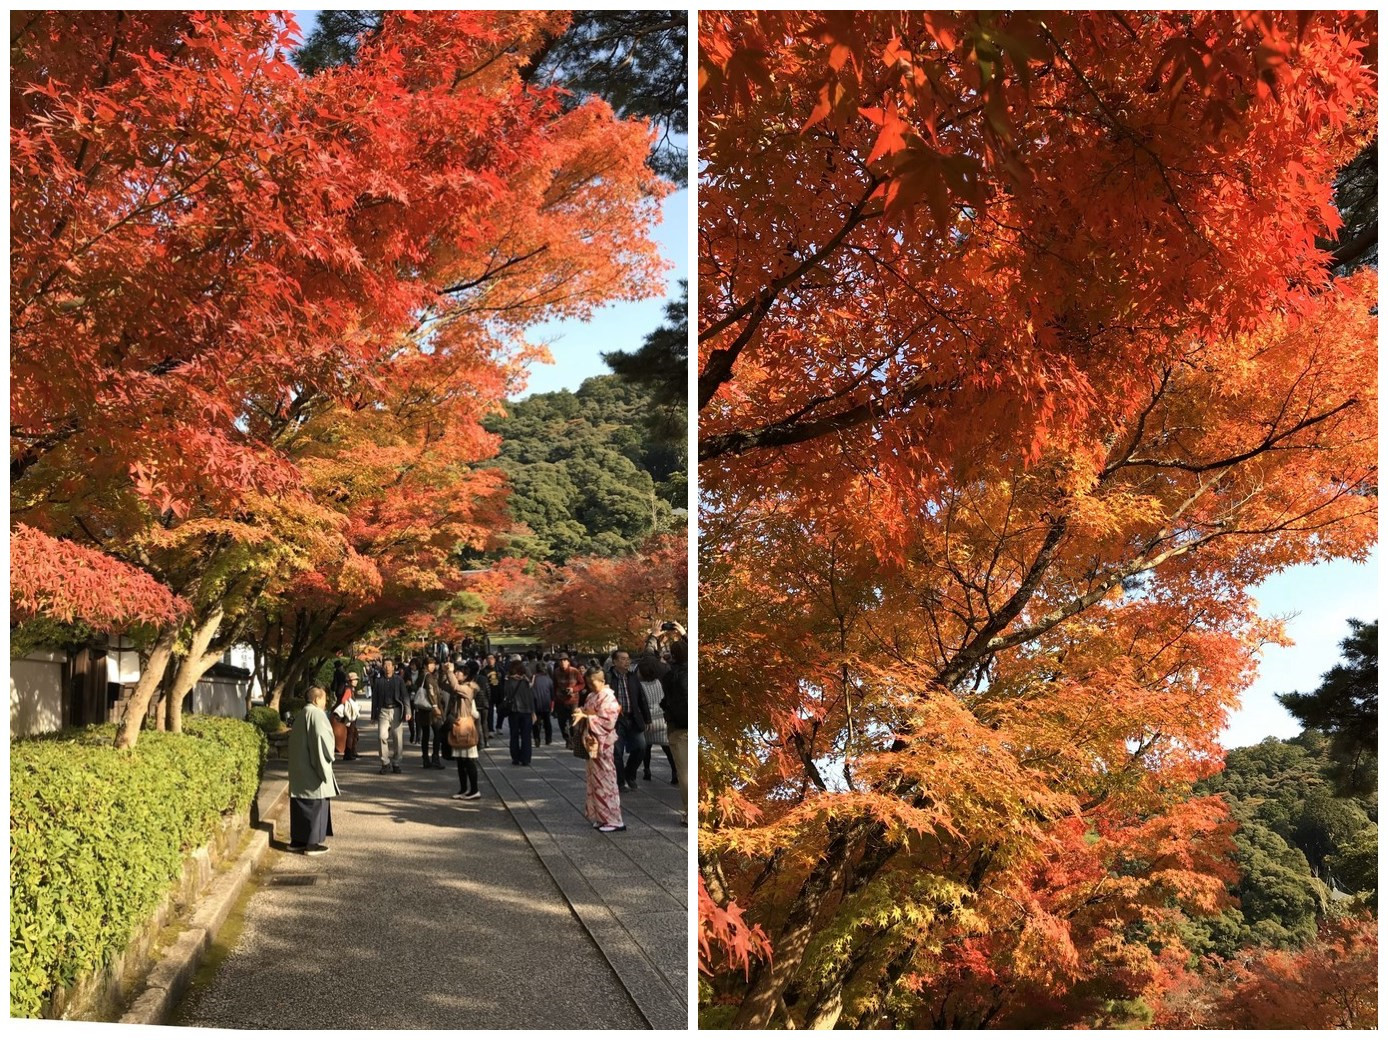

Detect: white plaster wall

[191,676,247,718]
[107,650,141,685]
[227,645,264,702]
[10,652,66,737]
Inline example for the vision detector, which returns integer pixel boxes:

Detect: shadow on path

[173,724,650,1029]
[481,724,689,1029]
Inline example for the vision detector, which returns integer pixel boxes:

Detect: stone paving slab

[173,726,647,1030]
[479,722,688,1031]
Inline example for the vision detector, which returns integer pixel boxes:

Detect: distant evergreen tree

[602,281,688,458]
[525,10,687,182]
[290,10,381,75]
[1278,618,1378,796]
[1188,730,1378,958]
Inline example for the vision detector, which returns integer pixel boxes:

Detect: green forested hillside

[1187,730,1377,957]
[481,375,686,563]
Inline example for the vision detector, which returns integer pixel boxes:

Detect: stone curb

[481,750,687,1030]
[118,774,290,1025]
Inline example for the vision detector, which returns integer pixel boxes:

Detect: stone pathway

[481,724,689,1030]
[173,721,681,1029]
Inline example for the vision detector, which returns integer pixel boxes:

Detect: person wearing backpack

[531,664,555,746]
[446,661,483,800]
[503,660,537,765]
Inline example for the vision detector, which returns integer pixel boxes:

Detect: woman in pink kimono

[579,667,624,832]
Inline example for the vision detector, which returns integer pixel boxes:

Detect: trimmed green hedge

[245,705,285,737]
[10,717,267,1018]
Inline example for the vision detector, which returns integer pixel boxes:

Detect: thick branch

[699,181,880,411]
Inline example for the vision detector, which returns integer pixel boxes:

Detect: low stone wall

[46,796,258,1020]
[266,730,290,761]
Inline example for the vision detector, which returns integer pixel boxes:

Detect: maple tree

[697,10,1377,1028]
[477,531,687,650]
[295,9,689,182]
[11,10,668,746]
[1154,914,1378,1029]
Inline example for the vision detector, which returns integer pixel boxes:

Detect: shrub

[245,705,285,738]
[10,718,267,1018]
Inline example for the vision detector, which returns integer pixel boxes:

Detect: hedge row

[245,705,285,737]
[10,717,267,1018]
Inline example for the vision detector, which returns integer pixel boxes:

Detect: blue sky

[520,189,686,398]
[1221,548,1378,748]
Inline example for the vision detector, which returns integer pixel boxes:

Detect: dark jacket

[606,667,651,732]
[504,676,536,715]
[532,673,555,713]
[661,662,687,731]
[371,672,408,720]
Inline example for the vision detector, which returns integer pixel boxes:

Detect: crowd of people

[286,626,688,852]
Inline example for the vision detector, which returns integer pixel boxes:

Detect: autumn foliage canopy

[11,11,668,744]
[478,532,688,650]
[697,11,1376,1029]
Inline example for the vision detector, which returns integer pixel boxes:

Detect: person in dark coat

[289,686,340,855]
[605,649,651,791]
[370,659,410,774]
[330,660,348,701]
[413,659,446,769]
[503,660,536,765]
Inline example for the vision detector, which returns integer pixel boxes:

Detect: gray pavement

[481,722,689,1030]
[173,722,662,1029]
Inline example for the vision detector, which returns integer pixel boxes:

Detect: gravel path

[174,725,647,1029]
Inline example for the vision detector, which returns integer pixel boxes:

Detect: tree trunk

[267,654,313,710]
[166,605,225,734]
[114,626,178,749]
[731,821,867,1028]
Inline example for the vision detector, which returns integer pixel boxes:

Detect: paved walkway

[173,721,686,1029]
[481,725,688,1029]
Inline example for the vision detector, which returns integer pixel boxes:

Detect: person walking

[330,659,348,702]
[484,654,505,734]
[637,656,678,785]
[577,669,624,832]
[503,660,536,765]
[289,686,340,855]
[445,662,483,800]
[552,653,582,745]
[404,657,420,744]
[664,637,689,822]
[371,658,410,774]
[531,666,555,747]
[472,658,492,749]
[330,672,363,761]
[413,658,445,769]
